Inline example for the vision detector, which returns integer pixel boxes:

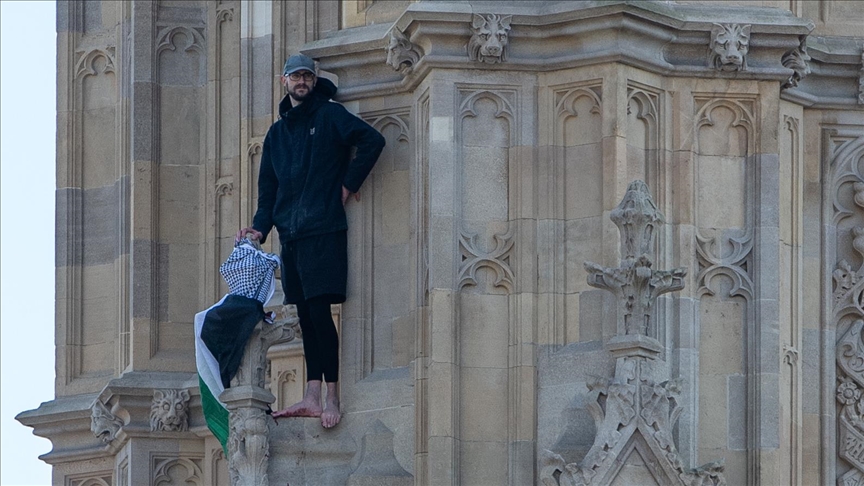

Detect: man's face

[283,70,316,102]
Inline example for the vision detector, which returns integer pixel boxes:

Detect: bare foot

[272,398,322,418]
[272,381,322,419]
[321,382,341,428]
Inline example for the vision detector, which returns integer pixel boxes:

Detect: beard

[288,84,313,102]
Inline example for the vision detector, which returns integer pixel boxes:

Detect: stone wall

[17,1,864,485]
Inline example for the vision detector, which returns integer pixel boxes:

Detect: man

[236,54,385,429]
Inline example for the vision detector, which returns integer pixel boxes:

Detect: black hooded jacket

[252,78,385,243]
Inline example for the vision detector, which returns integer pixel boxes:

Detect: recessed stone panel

[158,165,200,244]
[696,155,747,230]
[373,170,410,246]
[699,298,745,376]
[562,144,604,220]
[159,87,204,166]
[459,293,509,369]
[461,146,509,225]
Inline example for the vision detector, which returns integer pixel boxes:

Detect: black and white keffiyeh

[219,238,281,304]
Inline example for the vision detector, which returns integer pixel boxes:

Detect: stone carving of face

[781,38,811,90]
[386,28,419,74]
[709,23,751,71]
[150,389,190,432]
[468,14,512,64]
[91,401,122,444]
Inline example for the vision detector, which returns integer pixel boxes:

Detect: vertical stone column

[423,73,460,486]
[220,319,296,486]
[57,0,126,397]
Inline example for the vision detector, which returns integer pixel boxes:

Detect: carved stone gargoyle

[90,400,123,444]
[541,180,726,486]
[386,27,421,75]
[220,314,298,486]
[781,35,811,90]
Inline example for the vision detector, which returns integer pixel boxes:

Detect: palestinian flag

[195,240,280,450]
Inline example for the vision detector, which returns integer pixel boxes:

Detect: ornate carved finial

[609,180,663,259]
[543,180,723,486]
[90,400,123,444]
[584,181,686,350]
[709,23,751,72]
[150,389,190,432]
[468,13,512,64]
[386,27,421,75]
[781,35,811,90]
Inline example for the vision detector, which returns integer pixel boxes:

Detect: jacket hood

[278,77,338,119]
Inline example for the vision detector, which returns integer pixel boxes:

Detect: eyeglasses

[287,72,315,81]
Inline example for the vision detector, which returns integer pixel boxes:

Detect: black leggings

[295,296,339,383]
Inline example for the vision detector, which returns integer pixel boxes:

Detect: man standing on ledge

[236,54,385,429]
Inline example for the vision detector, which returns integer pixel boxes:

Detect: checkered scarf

[219,238,281,304]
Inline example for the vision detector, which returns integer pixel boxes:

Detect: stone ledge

[301,0,828,102]
[15,372,205,464]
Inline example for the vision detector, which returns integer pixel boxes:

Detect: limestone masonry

[16,1,864,485]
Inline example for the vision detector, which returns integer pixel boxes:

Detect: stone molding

[299,2,862,108]
[17,373,204,464]
[16,393,110,464]
[780,35,864,109]
[693,95,757,302]
[296,1,852,102]
[540,360,725,486]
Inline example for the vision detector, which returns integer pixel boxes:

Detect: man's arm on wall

[337,107,386,193]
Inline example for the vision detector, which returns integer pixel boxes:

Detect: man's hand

[342,186,360,205]
[235,227,263,243]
